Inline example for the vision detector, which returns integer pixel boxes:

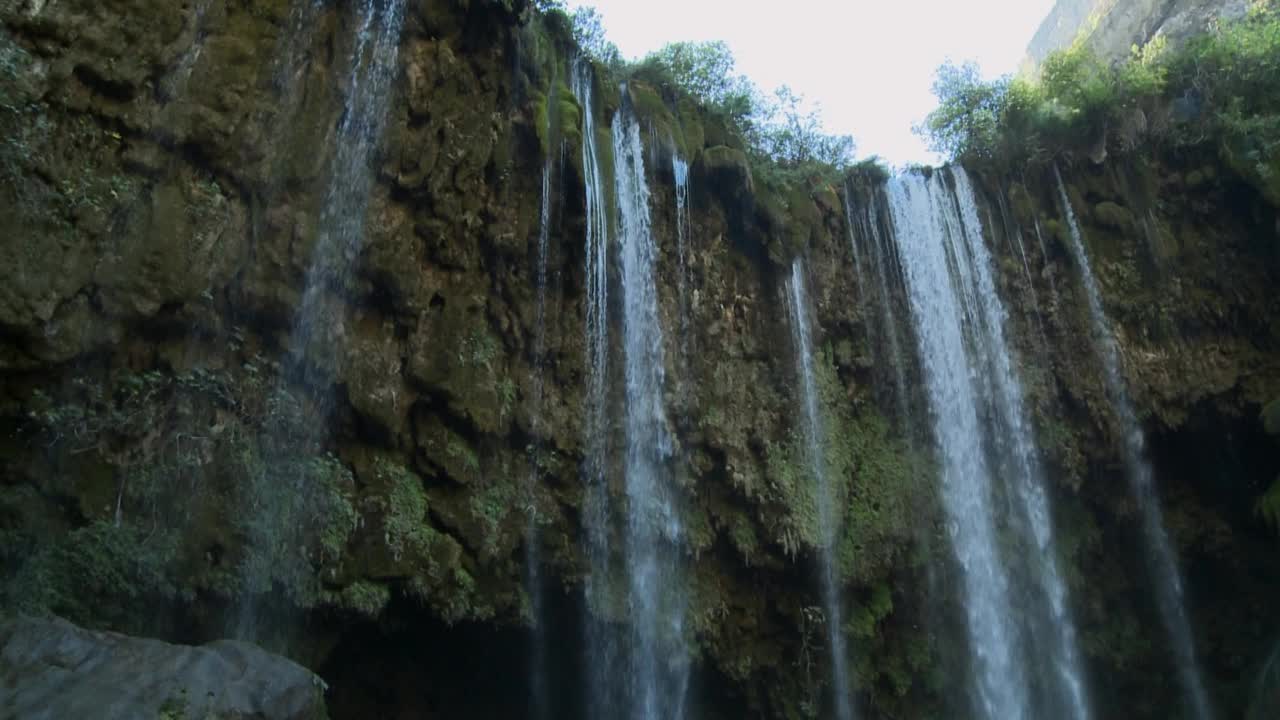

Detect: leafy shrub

[545,7,855,172]
[1,521,178,632]
[920,1,1280,169]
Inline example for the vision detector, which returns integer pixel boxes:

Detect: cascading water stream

[160,0,214,101]
[887,170,1025,719]
[948,170,1090,720]
[524,128,556,720]
[886,168,1089,720]
[289,0,405,375]
[612,102,689,720]
[672,154,692,372]
[784,259,855,720]
[847,189,912,434]
[1054,167,1213,720]
[235,0,405,641]
[571,58,618,719]
[842,188,870,298]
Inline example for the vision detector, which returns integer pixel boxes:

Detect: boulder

[0,617,327,719]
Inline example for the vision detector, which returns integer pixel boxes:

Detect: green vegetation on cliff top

[536,3,863,184]
[922,0,1280,194]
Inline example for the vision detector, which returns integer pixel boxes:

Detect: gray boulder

[0,617,327,719]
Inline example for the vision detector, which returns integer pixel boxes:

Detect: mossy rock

[784,185,821,247]
[556,80,582,146]
[414,412,484,486]
[700,145,753,195]
[677,99,706,157]
[1093,201,1135,232]
[1221,135,1280,206]
[625,81,686,158]
[531,89,551,156]
[703,112,744,151]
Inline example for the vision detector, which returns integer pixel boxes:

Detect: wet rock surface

[0,617,327,719]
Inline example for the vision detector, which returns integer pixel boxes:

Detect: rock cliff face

[1023,0,1249,72]
[0,1,1278,718]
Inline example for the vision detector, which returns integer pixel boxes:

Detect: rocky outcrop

[0,617,327,719]
[1023,0,1250,73]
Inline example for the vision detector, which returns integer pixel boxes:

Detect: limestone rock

[0,617,328,719]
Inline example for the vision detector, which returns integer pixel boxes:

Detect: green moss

[847,583,893,640]
[1093,200,1135,230]
[416,415,483,485]
[19,365,362,613]
[237,449,358,606]
[763,434,822,555]
[332,580,391,618]
[1,521,178,633]
[626,81,687,157]
[376,459,438,563]
[627,81,669,121]
[702,145,750,176]
[556,80,582,146]
[467,472,520,559]
[677,99,705,156]
[728,514,761,564]
[531,89,550,156]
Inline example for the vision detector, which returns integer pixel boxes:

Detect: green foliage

[536,6,857,173]
[14,361,362,620]
[920,61,1012,160]
[331,580,391,618]
[764,344,930,575]
[1,521,178,632]
[568,6,623,72]
[496,376,517,418]
[376,459,437,562]
[236,447,357,605]
[468,476,519,558]
[921,2,1280,171]
[750,85,856,168]
[459,329,501,369]
[368,459,495,624]
[641,41,751,112]
[846,156,892,185]
[847,583,894,640]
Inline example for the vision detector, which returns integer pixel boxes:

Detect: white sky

[563,0,1056,165]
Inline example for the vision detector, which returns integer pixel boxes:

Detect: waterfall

[525,127,556,720]
[572,58,619,719]
[846,188,912,434]
[160,0,214,101]
[289,0,405,382]
[235,0,405,641]
[612,103,689,720]
[886,168,1089,720]
[784,259,855,720]
[949,170,1089,720]
[842,189,870,299]
[672,154,692,368]
[1054,167,1213,720]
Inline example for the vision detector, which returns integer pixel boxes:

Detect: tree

[570,7,622,68]
[753,86,855,167]
[919,61,1010,160]
[646,41,752,111]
